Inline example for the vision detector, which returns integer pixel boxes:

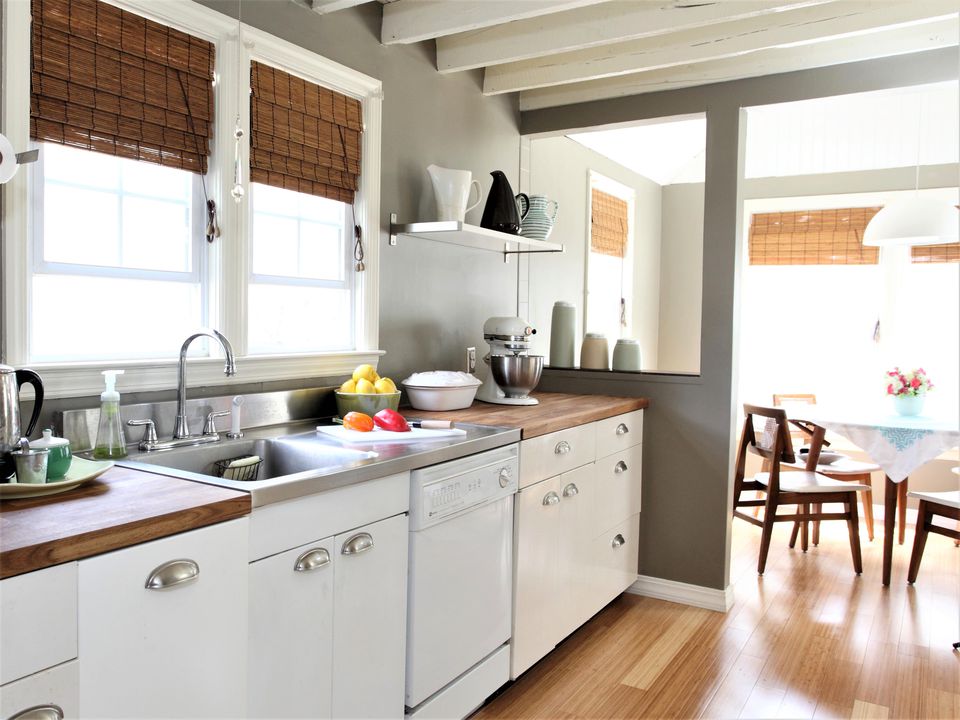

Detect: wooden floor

[476,516,959,719]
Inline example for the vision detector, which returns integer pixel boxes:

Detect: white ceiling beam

[381,0,609,45]
[485,1,959,94]
[519,17,959,110]
[309,0,378,14]
[437,0,831,73]
[306,0,373,15]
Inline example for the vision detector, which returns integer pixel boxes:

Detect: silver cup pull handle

[616,423,629,436]
[611,534,626,549]
[341,532,374,556]
[614,460,628,474]
[555,440,571,455]
[8,705,64,720]
[145,559,199,590]
[542,491,561,506]
[294,547,331,572]
[562,483,579,498]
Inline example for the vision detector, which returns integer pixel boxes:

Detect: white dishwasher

[406,443,519,719]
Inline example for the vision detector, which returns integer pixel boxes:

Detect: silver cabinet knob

[498,467,512,488]
[341,532,374,556]
[554,440,571,455]
[542,491,561,506]
[614,460,628,474]
[294,547,331,572]
[7,705,64,720]
[611,534,626,549]
[562,483,579,498]
[616,423,629,436]
[145,559,199,590]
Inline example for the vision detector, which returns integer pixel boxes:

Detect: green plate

[1,457,115,500]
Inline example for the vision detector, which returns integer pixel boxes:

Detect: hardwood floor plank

[850,700,890,719]
[475,519,959,720]
[620,606,712,690]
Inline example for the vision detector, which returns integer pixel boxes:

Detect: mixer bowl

[490,355,544,398]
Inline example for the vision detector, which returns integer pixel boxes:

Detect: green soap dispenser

[93,370,127,459]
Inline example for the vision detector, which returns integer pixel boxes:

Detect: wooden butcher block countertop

[0,465,250,579]
[407,391,648,439]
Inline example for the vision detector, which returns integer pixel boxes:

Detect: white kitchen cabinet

[0,660,79,720]
[556,463,598,638]
[512,409,643,679]
[78,518,248,719]
[511,474,563,677]
[0,563,77,686]
[248,537,335,719]
[331,513,408,719]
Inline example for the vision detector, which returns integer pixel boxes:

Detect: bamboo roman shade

[911,242,960,263]
[749,208,881,265]
[30,0,214,174]
[250,61,362,204]
[591,188,628,259]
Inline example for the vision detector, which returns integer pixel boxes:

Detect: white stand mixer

[475,317,543,406]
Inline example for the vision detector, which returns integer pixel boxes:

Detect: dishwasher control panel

[410,444,519,529]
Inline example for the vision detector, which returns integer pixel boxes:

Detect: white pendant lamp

[862,194,959,247]
[862,95,959,248]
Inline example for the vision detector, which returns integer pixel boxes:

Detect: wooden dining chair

[733,404,868,575]
[773,393,880,542]
[906,490,960,583]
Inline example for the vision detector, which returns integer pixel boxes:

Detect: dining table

[785,404,959,585]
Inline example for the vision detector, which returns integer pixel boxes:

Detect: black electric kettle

[0,364,44,481]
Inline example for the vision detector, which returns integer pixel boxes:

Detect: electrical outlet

[466,347,476,374]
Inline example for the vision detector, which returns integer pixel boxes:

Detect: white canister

[612,338,642,372]
[580,333,609,370]
[549,301,576,368]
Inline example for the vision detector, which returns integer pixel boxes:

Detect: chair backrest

[772,393,817,408]
[735,405,797,489]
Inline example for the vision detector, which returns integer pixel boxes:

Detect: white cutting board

[316,425,467,444]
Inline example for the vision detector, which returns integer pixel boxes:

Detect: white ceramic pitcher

[427,164,482,222]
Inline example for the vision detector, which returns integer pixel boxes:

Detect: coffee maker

[475,317,544,406]
[1,365,44,481]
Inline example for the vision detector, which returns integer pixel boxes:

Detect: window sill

[22,350,386,400]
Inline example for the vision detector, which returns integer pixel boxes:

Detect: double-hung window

[2,0,382,397]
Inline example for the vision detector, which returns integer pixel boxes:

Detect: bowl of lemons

[336,364,401,417]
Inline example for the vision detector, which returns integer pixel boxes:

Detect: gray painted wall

[527,48,958,591]
[16,0,525,427]
[525,136,662,368]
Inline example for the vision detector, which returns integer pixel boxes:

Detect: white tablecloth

[788,409,959,483]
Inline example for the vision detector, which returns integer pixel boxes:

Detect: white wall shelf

[389,213,564,263]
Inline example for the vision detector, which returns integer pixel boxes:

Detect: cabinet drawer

[519,424,595,489]
[250,471,409,561]
[0,563,77,685]
[0,660,79,720]
[79,518,248,718]
[595,410,643,459]
[592,514,640,608]
[595,445,642,536]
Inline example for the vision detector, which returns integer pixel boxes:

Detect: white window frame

[1,0,382,398]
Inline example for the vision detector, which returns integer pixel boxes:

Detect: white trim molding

[2,0,383,399]
[627,575,734,613]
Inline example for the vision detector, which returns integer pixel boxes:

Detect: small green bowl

[335,391,401,417]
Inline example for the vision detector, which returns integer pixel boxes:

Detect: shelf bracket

[389,213,399,246]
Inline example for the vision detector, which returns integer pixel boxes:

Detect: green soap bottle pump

[93,370,127,460]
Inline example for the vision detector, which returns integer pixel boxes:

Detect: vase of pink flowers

[885,367,933,416]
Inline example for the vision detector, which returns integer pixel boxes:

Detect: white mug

[427,164,482,222]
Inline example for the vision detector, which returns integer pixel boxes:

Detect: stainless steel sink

[130,433,377,482]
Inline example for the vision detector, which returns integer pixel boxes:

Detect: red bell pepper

[373,408,411,432]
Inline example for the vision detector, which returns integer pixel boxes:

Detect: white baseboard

[626,575,734,612]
